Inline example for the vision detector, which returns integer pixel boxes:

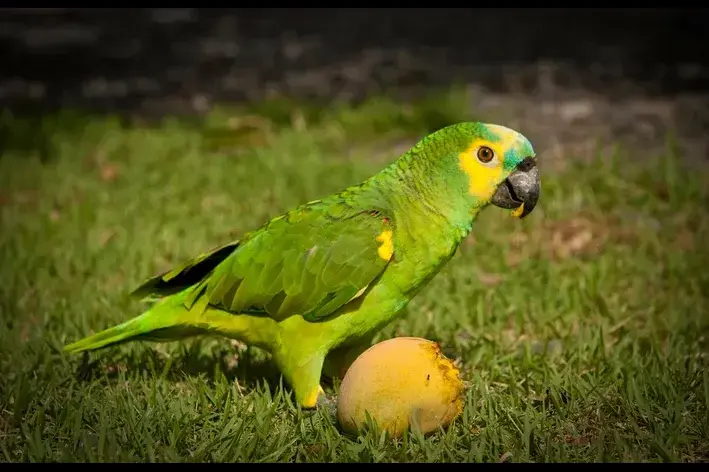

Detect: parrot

[64,121,540,409]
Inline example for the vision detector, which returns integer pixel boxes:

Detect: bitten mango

[336,337,464,437]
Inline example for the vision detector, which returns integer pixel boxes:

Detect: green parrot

[64,122,540,409]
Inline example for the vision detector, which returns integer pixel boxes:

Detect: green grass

[1,92,708,462]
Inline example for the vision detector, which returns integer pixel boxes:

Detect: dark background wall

[2,8,709,117]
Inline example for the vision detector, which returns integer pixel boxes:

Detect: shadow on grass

[72,339,285,395]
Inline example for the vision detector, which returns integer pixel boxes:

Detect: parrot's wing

[131,240,240,300]
[197,204,395,322]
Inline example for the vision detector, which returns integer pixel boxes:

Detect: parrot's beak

[491,157,540,219]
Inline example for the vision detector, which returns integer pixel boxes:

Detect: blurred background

[2,8,709,164]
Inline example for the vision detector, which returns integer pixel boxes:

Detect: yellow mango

[336,337,464,437]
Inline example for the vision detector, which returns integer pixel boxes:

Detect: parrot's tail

[63,294,196,354]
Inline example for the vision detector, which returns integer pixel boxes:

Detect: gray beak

[490,157,540,218]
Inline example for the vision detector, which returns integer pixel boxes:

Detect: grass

[1,90,708,462]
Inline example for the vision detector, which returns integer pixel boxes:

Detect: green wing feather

[132,201,394,322]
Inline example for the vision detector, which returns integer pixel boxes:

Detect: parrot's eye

[476,146,495,163]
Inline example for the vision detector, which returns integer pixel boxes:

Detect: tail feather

[64,296,189,354]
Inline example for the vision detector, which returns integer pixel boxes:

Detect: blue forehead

[479,125,535,172]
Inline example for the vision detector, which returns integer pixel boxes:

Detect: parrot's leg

[322,335,374,382]
[274,350,327,410]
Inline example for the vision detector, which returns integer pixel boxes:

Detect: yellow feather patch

[458,125,525,200]
[376,230,394,261]
[459,141,503,200]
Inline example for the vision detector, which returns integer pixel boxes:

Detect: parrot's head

[422,122,540,219]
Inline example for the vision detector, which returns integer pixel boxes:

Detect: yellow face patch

[376,230,394,261]
[458,125,525,200]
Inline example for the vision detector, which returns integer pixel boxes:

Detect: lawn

[1,91,708,462]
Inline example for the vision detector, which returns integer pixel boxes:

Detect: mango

[336,337,465,437]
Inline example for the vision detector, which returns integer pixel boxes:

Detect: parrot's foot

[300,385,326,410]
[274,350,327,410]
[301,385,337,417]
